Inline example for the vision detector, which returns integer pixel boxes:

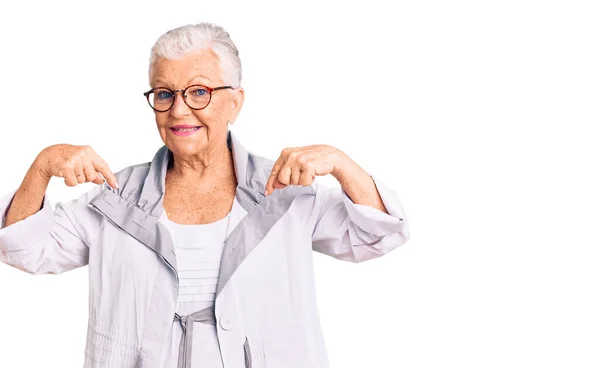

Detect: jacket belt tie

[173,306,217,368]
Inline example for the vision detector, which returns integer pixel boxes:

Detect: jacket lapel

[88,188,178,274]
[215,184,311,297]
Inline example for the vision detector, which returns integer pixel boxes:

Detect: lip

[171,125,200,129]
[169,125,202,137]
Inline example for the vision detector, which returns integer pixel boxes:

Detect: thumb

[273,181,286,189]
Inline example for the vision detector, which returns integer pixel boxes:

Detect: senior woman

[0,23,409,368]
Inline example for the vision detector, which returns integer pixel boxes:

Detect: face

[150,48,244,160]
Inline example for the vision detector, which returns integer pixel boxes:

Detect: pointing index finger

[265,157,284,196]
[265,169,277,196]
[92,155,119,189]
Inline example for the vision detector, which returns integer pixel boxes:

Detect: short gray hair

[148,22,242,87]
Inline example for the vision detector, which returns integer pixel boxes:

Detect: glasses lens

[148,88,173,111]
[185,86,210,109]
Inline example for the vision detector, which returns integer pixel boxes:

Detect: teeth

[173,127,199,132]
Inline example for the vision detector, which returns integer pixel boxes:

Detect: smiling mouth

[170,126,202,131]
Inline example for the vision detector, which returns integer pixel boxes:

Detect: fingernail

[115,181,119,189]
[264,189,268,196]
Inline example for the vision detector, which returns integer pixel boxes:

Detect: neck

[167,144,235,186]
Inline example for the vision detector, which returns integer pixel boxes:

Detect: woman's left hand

[264,145,349,196]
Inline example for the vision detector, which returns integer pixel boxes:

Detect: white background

[1,1,599,367]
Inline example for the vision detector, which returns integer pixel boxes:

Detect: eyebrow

[189,74,212,84]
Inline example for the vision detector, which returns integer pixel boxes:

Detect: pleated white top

[158,197,242,368]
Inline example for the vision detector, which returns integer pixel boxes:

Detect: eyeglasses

[143,84,234,112]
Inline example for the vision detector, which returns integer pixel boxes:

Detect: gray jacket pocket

[243,336,252,368]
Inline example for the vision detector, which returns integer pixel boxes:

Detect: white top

[158,197,242,368]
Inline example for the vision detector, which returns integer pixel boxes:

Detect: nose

[170,91,190,118]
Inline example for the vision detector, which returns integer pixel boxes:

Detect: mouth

[169,126,202,136]
[169,126,201,131]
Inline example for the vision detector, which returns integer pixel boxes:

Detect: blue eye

[190,88,208,97]
[156,90,173,100]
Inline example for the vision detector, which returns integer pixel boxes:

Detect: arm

[310,155,410,262]
[0,159,101,274]
[3,159,51,228]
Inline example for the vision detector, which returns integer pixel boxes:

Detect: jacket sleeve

[0,185,103,275]
[310,173,410,263]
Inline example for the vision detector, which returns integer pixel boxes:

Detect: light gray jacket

[0,130,410,367]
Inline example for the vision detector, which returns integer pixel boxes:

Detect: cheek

[155,114,168,127]
[212,104,227,118]
[195,102,228,122]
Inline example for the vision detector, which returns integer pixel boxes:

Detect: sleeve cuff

[0,189,54,252]
[342,173,406,236]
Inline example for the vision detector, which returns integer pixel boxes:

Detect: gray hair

[148,22,242,88]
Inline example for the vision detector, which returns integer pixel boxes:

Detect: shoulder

[113,162,151,186]
[96,161,152,205]
[247,152,275,185]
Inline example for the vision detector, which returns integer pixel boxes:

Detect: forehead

[152,48,223,87]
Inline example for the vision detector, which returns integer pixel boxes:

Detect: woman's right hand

[35,144,119,189]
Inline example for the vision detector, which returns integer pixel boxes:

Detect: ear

[228,87,245,125]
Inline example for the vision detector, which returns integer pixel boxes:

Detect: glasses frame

[143,84,234,112]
